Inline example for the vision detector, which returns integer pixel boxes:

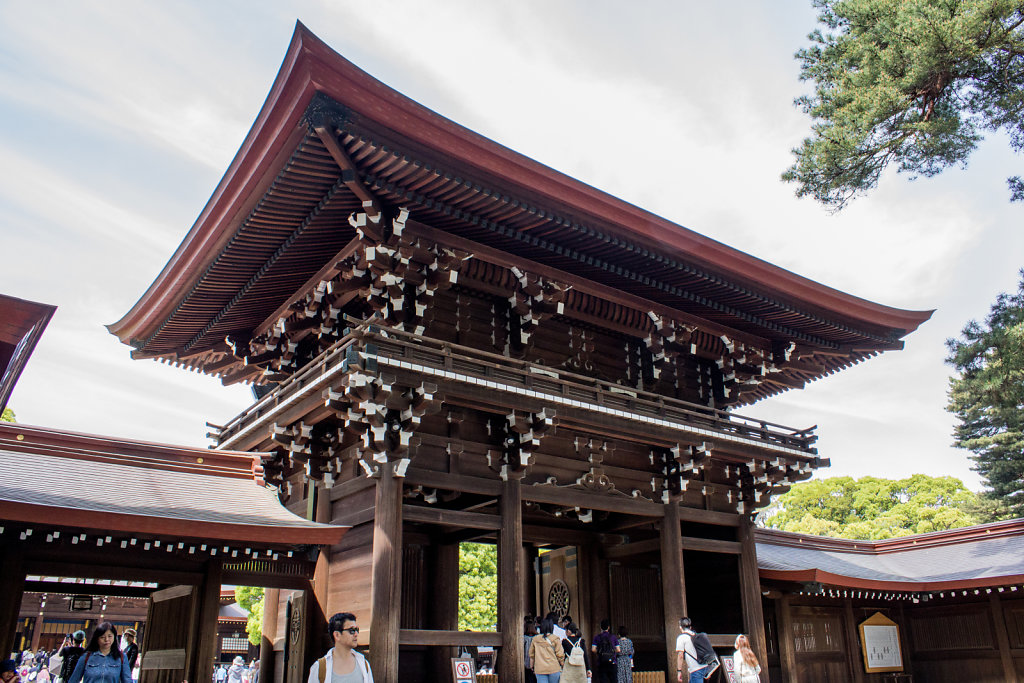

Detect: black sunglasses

[341,627,359,635]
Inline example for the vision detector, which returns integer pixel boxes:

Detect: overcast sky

[3,2,1021,491]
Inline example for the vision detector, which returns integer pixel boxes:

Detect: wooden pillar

[660,498,686,674]
[842,599,865,683]
[428,543,460,681]
[306,484,333,664]
[0,547,25,656]
[737,517,768,678]
[497,475,524,683]
[370,462,403,683]
[991,593,1018,683]
[260,588,281,683]
[30,617,42,652]
[776,595,797,683]
[190,559,222,683]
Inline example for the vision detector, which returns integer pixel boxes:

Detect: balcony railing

[216,321,818,457]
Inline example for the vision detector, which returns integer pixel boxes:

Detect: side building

[107,24,932,683]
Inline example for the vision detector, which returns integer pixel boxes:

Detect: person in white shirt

[732,634,761,683]
[675,618,706,683]
[306,613,373,683]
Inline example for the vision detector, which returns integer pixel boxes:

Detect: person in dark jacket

[120,631,138,672]
[58,632,86,683]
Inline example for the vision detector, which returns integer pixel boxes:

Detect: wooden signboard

[451,656,477,683]
[858,612,903,673]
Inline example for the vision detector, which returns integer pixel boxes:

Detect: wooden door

[140,585,196,683]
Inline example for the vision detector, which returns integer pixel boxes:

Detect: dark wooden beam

[260,588,280,683]
[737,517,768,677]
[370,463,403,683]
[660,498,686,676]
[603,538,662,559]
[22,581,153,598]
[776,595,797,681]
[991,593,1018,683]
[402,505,503,530]
[191,560,222,683]
[523,484,664,517]
[398,629,502,647]
[405,468,503,497]
[0,547,25,656]
[681,537,741,554]
[23,560,202,586]
[497,476,525,682]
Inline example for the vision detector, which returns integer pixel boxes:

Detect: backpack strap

[84,653,91,668]
[317,657,326,683]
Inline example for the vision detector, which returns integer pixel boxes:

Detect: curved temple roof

[0,422,345,546]
[108,23,932,394]
[756,523,1024,591]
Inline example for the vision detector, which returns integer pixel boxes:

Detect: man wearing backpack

[306,612,373,683]
[590,619,620,683]
[676,617,716,683]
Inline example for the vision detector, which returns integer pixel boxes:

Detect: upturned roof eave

[109,22,933,351]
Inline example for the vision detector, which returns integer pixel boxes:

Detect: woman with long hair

[67,623,132,683]
[523,619,538,683]
[732,635,761,683]
[528,618,564,683]
[559,623,589,683]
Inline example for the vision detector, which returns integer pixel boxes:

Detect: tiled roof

[755,522,1024,590]
[0,423,344,546]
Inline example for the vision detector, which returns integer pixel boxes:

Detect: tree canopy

[947,272,1024,518]
[458,543,497,631]
[1,408,14,422]
[783,0,1024,209]
[761,474,982,539]
[235,586,264,646]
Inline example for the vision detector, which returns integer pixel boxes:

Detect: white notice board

[858,612,903,673]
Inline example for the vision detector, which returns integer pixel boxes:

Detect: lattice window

[791,611,843,653]
[1003,600,1024,649]
[910,608,993,651]
[221,636,250,652]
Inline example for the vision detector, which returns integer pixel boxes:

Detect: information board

[858,612,903,673]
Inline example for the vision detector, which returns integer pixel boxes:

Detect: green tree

[1,408,15,422]
[783,0,1024,209]
[761,475,982,539]
[235,586,265,646]
[458,543,497,631]
[947,273,1024,518]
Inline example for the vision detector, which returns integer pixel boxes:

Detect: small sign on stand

[858,612,903,674]
[451,656,477,683]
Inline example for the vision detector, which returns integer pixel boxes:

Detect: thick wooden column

[738,517,768,678]
[497,475,525,683]
[842,599,865,683]
[191,559,222,683]
[306,484,333,664]
[260,588,281,682]
[370,462,403,683]
[428,543,460,681]
[991,593,1018,683]
[660,498,686,673]
[776,595,797,683]
[0,547,25,655]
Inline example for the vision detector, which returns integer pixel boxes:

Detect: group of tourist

[523,612,633,683]
[212,657,259,683]
[5,624,138,683]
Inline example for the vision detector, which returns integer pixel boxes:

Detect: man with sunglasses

[307,613,373,683]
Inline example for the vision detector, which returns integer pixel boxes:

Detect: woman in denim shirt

[67,623,132,683]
